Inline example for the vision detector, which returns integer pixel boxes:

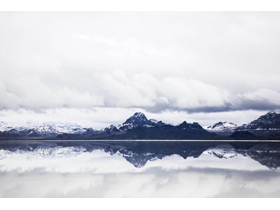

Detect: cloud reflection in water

[0,142,280,197]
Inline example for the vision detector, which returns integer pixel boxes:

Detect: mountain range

[1,111,280,140]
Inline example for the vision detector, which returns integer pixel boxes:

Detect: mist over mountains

[1,111,280,140]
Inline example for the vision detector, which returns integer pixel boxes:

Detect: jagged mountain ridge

[205,112,280,133]
[1,111,280,140]
[231,112,280,140]
[0,112,213,140]
[204,112,280,139]
[0,121,87,134]
[236,112,280,131]
[0,121,87,139]
[56,112,217,140]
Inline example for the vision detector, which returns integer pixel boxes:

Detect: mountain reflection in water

[1,141,280,198]
[1,141,280,169]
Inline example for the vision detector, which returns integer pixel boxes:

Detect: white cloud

[0,12,280,119]
[238,88,280,105]
[0,66,233,110]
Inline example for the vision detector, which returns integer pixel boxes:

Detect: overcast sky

[0,12,280,127]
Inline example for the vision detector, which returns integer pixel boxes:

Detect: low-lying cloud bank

[0,107,270,128]
[1,71,280,113]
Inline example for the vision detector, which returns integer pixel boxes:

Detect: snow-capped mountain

[4,111,280,140]
[236,112,280,131]
[124,112,150,125]
[121,112,160,128]
[0,121,87,135]
[103,112,163,132]
[100,112,161,134]
[56,112,216,140]
[1,111,216,140]
[204,121,237,132]
[104,112,203,133]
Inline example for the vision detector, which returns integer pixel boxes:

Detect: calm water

[0,140,280,197]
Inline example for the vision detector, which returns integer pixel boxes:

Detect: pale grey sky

[0,12,280,127]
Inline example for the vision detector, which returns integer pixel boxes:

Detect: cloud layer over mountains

[0,12,280,124]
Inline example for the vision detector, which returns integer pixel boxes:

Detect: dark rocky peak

[84,128,96,134]
[123,112,149,125]
[212,122,224,129]
[178,121,189,129]
[179,121,187,125]
[178,121,203,130]
[156,121,165,126]
[190,122,203,129]
[103,125,120,135]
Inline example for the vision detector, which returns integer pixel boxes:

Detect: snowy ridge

[3,111,280,140]
[0,121,87,134]
[236,112,280,131]
[204,121,237,132]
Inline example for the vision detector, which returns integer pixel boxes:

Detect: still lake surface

[1,140,280,197]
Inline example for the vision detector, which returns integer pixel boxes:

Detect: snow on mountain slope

[123,112,150,126]
[117,112,164,131]
[0,121,87,134]
[236,112,280,131]
[204,121,237,132]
